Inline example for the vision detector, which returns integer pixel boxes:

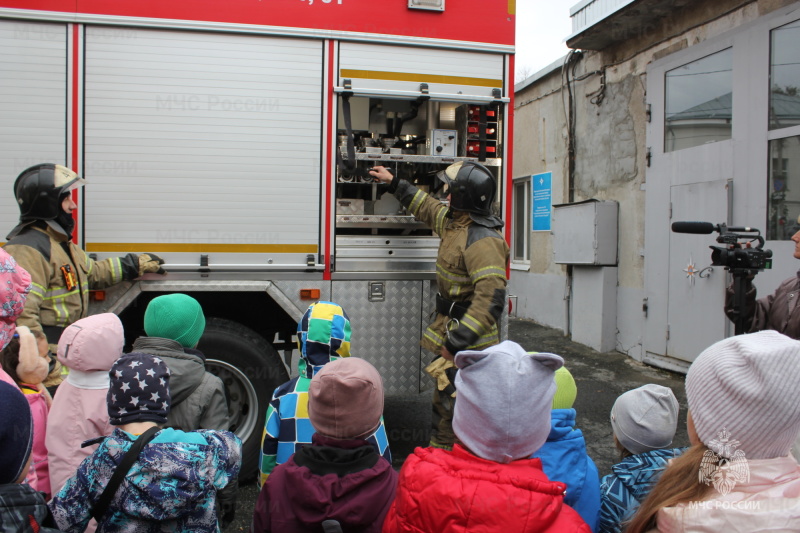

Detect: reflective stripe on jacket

[4,225,125,331]
[393,180,509,354]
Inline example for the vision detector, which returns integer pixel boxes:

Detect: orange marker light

[90,290,106,301]
[300,288,321,300]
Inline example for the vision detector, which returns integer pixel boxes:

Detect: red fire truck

[0,0,515,475]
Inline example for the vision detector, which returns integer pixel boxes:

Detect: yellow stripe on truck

[85,243,318,253]
[340,69,502,89]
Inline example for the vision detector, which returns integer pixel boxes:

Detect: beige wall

[510,0,798,352]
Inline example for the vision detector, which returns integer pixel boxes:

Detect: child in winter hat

[50,351,242,533]
[0,248,32,386]
[259,301,391,484]
[252,357,397,532]
[133,293,229,434]
[625,330,800,533]
[453,340,565,463]
[0,380,34,485]
[685,330,800,459]
[0,380,59,530]
[106,352,171,425]
[0,325,53,497]
[47,313,126,495]
[611,384,679,456]
[307,356,384,440]
[143,293,206,348]
[598,384,683,533]
[383,340,590,533]
[533,365,601,530]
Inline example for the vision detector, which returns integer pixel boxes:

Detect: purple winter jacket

[251,434,398,533]
[725,271,800,338]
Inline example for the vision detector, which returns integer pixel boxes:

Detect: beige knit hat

[686,330,800,460]
[308,357,383,440]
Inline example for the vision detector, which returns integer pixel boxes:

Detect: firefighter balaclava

[107,352,171,426]
[296,301,351,379]
[9,163,85,239]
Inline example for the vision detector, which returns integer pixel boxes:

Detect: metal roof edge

[514,55,567,93]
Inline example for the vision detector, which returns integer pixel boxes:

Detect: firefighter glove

[139,253,166,275]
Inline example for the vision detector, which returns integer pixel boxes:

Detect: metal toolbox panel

[331,279,428,395]
[335,236,438,272]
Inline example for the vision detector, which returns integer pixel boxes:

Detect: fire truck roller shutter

[198,318,288,481]
[82,27,323,268]
[0,20,68,242]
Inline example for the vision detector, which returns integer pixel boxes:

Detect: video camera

[671,221,773,272]
[671,221,773,335]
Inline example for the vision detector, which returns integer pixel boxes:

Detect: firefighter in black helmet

[370,161,509,449]
[3,164,167,388]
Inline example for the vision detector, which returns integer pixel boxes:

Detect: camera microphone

[671,221,717,234]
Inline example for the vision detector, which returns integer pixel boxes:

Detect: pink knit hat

[57,313,124,372]
[308,357,383,440]
[686,330,800,460]
[0,249,32,350]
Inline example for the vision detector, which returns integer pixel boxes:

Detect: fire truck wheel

[199,317,288,482]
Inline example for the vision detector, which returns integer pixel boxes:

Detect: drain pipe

[564,50,581,338]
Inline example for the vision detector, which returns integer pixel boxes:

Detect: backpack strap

[90,426,160,522]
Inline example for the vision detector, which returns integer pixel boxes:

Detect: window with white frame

[768,19,800,240]
[512,177,531,263]
[664,48,733,152]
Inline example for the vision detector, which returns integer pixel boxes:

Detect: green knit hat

[552,366,577,410]
[144,294,206,348]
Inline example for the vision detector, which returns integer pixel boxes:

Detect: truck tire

[198,317,288,482]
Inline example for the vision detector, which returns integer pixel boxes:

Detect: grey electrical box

[428,129,457,156]
[553,199,618,266]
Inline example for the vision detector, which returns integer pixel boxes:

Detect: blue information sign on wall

[532,172,552,231]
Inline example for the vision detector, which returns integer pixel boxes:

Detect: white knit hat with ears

[453,340,563,463]
[686,330,800,460]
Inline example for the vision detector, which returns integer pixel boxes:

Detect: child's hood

[102,428,241,521]
[296,301,351,378]
[57,313,124,372]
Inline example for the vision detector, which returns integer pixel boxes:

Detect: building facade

[511,0,800,371]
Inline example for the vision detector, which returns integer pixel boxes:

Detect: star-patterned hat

[107,352,171,426]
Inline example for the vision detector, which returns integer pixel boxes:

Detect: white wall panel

[83,27,323,265]
[339,42,503,98]
[0,20,67,241]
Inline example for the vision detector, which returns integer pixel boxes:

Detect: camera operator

[724,230,800,339]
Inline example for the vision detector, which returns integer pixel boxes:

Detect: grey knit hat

[686,330,800,460]
[611,384,679,455]
[453,340,563,463]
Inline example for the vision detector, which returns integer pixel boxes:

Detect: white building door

[644,42,737,372]
[665,180,730,365]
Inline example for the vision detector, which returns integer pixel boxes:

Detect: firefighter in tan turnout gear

[370,161,509,449]
[3,164,166,387]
